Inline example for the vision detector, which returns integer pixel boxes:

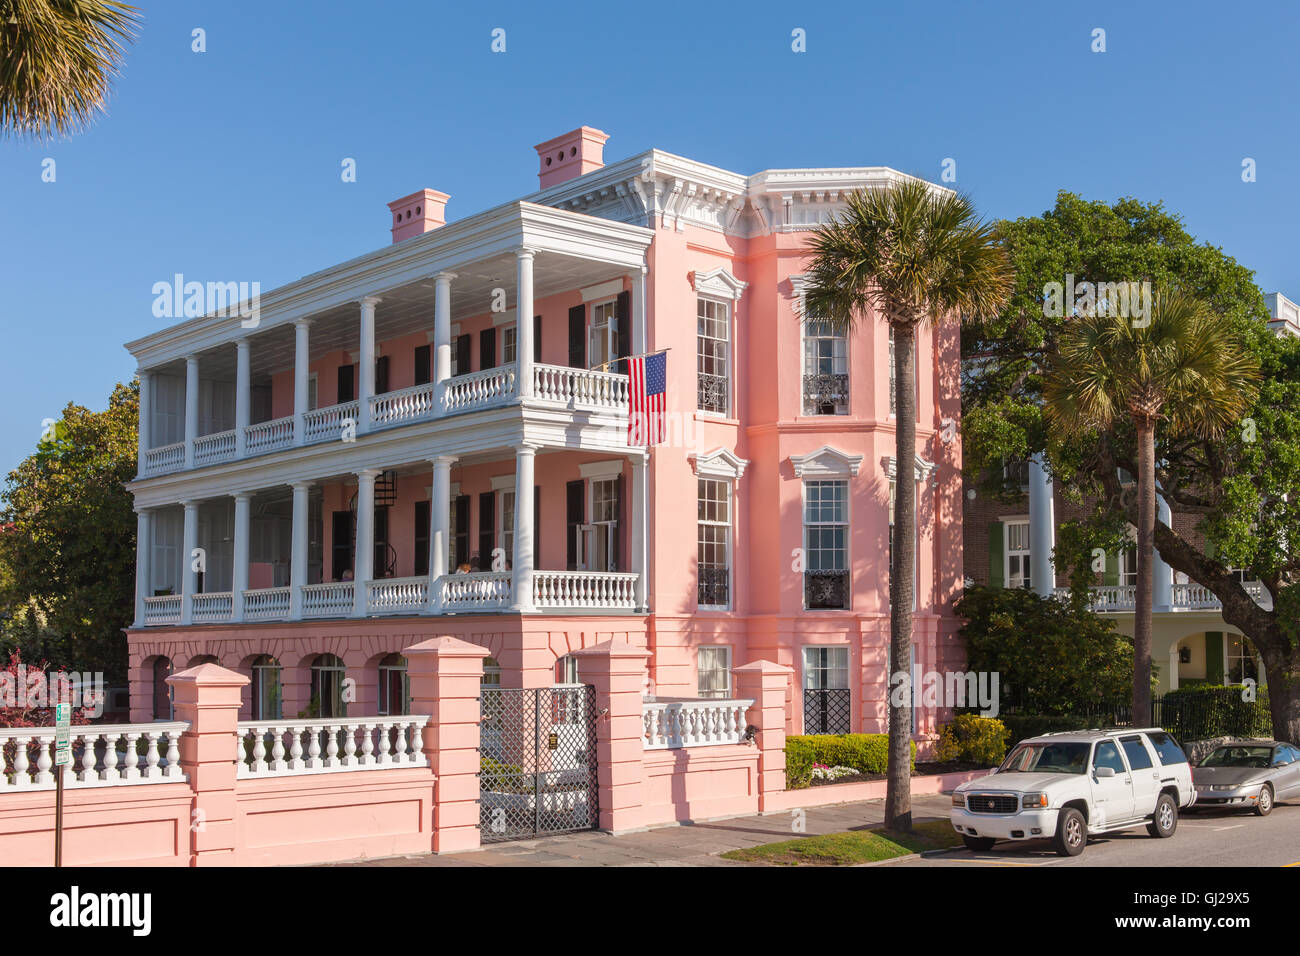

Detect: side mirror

[1095,766,1116,778]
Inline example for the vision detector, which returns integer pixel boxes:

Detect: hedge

[784,734,916,789]
[935,714,1009,766]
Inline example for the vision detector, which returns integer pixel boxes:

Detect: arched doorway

[308,653,347,718]
[151,657,173,720]
[251,655,282,720]
[377,654,408,716]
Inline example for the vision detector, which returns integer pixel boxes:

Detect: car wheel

[962,835,996,852]
[1054,807,1086,857]
[1146,793,1178,838]
[1255,784,1274,817]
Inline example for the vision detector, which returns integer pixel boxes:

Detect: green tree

[1043,292,1259,721]
[803,180,1013,830]
[0,0,140,139]
[0,381,138,681]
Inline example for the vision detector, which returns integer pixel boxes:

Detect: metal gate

[803,687,852,734]
[479,685,599,843]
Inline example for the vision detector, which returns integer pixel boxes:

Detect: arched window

[309,654,347,718]
[377,654,408,716]
[251,655,282,720]
[481,656,501,687]
[152,657,173,720]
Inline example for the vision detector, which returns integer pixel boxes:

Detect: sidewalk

[326,793,956,867]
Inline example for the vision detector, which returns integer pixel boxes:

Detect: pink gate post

[572,639,651,834]
[734,660,793,811]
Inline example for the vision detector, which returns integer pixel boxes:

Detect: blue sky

[1,0,1297,476]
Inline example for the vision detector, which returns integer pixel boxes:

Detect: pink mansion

[124,126,965,743]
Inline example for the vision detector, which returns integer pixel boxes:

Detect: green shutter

[1205,632,1224,685]
[1103,551,1119,586]
[988,522,1004,588]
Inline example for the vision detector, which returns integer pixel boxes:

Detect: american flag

[627,351,667,446]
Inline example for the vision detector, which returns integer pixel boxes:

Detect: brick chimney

[534,126,609,189]
[387,188,450,243]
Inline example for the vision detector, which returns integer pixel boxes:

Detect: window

[152,657,173,720]
[556,655,579,685]
[1005,520,1031,590]
[251,655,281,720]
[804,480,849,609]
[307,373,318,412]
[697,478,731,608]
[697,647,732,698]
[1119,735,1153,770]
[1145,732,1188,765]
[803,647,849,690]
[481,656,501,687]
[590,300,619,370]
[697,297,730,414]
[309,654,347,719]
[502,325,517,365]
[499,489,515,568]
[1092,740,1127,774]
[377,654,408,716]
[888,327,896,416]
[1003,458,1030,491]
[1119,548,1138,587]
[803,320,848,415]
[1226,635,1259,684]
[888,478,920,609]
[802,646,850,734]
[590,478,619,572]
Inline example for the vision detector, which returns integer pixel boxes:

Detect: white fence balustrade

[191,591,233,623]
[236,716,429,778]
[142,441,185,476]
[533,571,638,610]
[193,429,237,466]
[370,383,435,428]
[303,401,358,443]
[368,576,429,614]
[439,572,512,611]
[244,415,294,454]
[302,582,355,618]
[440,367,517,414]
[532,364,629,411]
[243,586,291,620]
[642,699,753,750]
[1,722,188,791]
[143,594,182,625]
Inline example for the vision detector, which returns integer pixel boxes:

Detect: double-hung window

[697,297,730,414]
[697,478,732,609]
[803,320,848,415]
[697,647,732,699]
[1005,520,1031,589]
[502,326,517,365]
[804,480,849,609]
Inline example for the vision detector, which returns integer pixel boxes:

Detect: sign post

[53,702,71,867]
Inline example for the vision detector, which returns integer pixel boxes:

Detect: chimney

[387,188,450,243]
[534,126,609,189]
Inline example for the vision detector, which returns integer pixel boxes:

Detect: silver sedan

[1189,741,1300,816]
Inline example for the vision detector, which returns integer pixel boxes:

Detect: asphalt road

[896,799,1300,867]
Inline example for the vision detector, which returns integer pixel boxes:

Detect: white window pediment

[884,455,937,482]
[691,447,748,480]
[691,267,747,302]
[791,445,862,478]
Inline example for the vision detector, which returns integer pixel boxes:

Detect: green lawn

[719,820,961,866]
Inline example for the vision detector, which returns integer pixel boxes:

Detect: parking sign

[54,703,72,767]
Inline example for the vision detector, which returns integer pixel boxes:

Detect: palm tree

[1,0,140,140]
[804,179,1013,830]
[1043,290,1260,722]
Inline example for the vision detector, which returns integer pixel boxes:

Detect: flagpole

[592,347,670,374]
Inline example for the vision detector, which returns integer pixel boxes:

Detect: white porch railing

[243,586,291,620]
[1055,581,1269,613]
[236,716,428,778]
[193,429,237,467]
[532,364,629,411]
[367,576,428,614]
[302,582,354,618]
[244,415,294,454]
[439,571,512,611]
[0,722,188,791]
[143,594,182,625]
[303,401,358,443]
[370,383,436,428]
[192,591,233,623]
[533,570,638,610]
[142,441,184,476]
[642,698,753,750]
[440,367,517,414]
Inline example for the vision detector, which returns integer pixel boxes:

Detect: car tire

[1146,793,1178,838]
[962,835,996,852]
[1255,784,1274,817]
[1054,807,1086,857]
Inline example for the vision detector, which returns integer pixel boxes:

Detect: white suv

[950,728,1196,857]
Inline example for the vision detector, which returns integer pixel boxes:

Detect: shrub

[784,734,916,789]
[1160,685,1272,741]
[935,714,1009,766]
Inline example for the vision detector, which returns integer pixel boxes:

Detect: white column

[358,296,380,433]
[1154,494,1174,611]
[293,319,311,446]
[181,500,198,625]
[632,263,647,357]
[353,469,377,616]
[511,444,537,612]
[232,492,251,623]
[184,355,199,469]
[428,456,454,612]
[517,249,535,399]
[235,338,251,458]
[289,481,311,620]
[433,272,456,400]
[1028,454,1055,597]
[134,509,152,626]
[1167,644,1180,692]
[137,370,152,472]
[631,452,648,611]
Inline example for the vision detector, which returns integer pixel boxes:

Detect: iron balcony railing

[804,570,849,610]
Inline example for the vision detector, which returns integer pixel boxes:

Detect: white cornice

[791,445,863,478]
[691,447,748,480]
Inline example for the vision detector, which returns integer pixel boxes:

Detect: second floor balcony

[1051,580,1271,614]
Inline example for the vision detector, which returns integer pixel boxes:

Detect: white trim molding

[691,447,749,480]
[691,267,747,302]
[581,278,625,302]
[578,459,625,482]
[490,474,516,492]
[884,455,937,482]
[791,445,862,478]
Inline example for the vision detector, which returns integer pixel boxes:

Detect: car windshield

[998,741,1090,775]
[1200,746,1273,768]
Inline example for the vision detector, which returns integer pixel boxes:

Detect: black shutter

[534,315,543,363]
[331,511,353,579]
[455,334,471,375]
[615,290,632,375]
[375,355,390,395]
[373,506,389,578]
[566,480,585,570]
[478,492,495,568]
[337,364,356,403]
[414,500,430,577]
[479,327,497,370]
[568,305,586,368]
[453,495,470,570]
[414,345,431,386]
